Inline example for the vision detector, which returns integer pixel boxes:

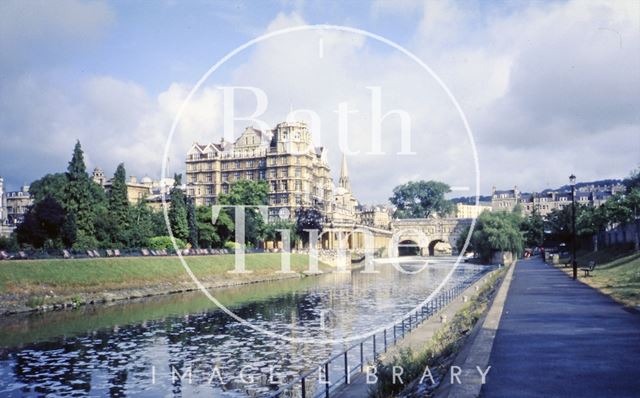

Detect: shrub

[224,241,241,251]
[148,236,186,250]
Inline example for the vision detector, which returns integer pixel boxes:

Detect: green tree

[390,180,454,219]
[219,180,269,246]
[265,219,298,246]
[108,163,130,246]
[168,174,189,241]
[521,208,545,247]
[459,210,524,263]
[545,205,574,244]
[186,197,199,248]
[63,141,102,248]
[0,234,19,251]
[128,201,156,248]
[29,173,68,203]
[623,168,640,193]
[295,207,323,246]
[455,224,472,254]
[605,189,640,251]
[195,205,233,248]
[16,195,67,249]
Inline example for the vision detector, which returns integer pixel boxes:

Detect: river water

[0,257,491,397]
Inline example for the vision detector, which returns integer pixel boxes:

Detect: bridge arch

[390,218,472,257]
[398,239,420,256]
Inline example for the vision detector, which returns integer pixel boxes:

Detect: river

[0,257,491,397]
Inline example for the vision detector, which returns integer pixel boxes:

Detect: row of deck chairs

[140,248,169,256]
[182,248,231,256]
[0,247,233,260]
[0,250,28,260]
[70,249,123,259]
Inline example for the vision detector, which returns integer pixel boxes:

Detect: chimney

[130,176,137,184]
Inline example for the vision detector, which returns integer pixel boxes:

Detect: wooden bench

[580,261,597,277]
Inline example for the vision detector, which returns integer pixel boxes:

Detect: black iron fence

[267,275,485,398]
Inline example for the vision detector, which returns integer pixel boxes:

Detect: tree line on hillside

[0,141,324,252]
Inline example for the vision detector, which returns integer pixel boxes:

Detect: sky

[0,0,638,204]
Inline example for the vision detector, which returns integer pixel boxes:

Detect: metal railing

[267,275,485,398]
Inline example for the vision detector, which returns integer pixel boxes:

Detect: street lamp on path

[570,174,577,280]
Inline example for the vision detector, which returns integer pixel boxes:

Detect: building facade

[186,121,346,222]
[491,183,624,216]
[5,185,33,225]
[455,202,492,219]
[93,167,174,206]
[357,205,392,229]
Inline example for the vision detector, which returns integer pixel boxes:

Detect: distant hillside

[450,195,492,204]
[543,179,622,194]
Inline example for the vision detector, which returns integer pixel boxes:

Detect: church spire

[339,153,351,192]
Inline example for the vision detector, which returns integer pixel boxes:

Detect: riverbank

[553,247,640,308]
[331,264,507,398]
[0,253,331,315]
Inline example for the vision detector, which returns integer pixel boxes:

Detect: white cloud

[0,0,114,70]
[0,0,638,202]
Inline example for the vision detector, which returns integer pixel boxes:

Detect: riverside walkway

[482,257,640,397]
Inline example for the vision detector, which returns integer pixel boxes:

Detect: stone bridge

[389,218,472,256]
[317,218,472,258]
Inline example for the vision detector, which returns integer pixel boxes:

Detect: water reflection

[0,258,490,397]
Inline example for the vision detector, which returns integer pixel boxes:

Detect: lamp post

[570,174,577,280]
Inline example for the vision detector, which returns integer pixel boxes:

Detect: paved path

[482,257,640,397]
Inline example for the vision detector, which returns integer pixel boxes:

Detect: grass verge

[370,266,507,398]
[556,247,640,308]
[0,254,330,311]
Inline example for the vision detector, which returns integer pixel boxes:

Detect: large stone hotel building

[185,121,357,223]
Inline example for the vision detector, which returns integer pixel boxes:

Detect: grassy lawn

[0,254,328,297]
[557,247,640,308]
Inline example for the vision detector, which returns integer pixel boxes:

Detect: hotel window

[235,160,240,169]
[222,185,229,194]
[271,181,277,192]
[245,171,252,179]
[207,186,213,195]
[295,167,301,177]
[235,172,240,179]
[222,173,228,182]
[206,173,213,182]
[296,195,302,205]
[247,160,254,167]
[259,170,266,180]
[270,169,277,178]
